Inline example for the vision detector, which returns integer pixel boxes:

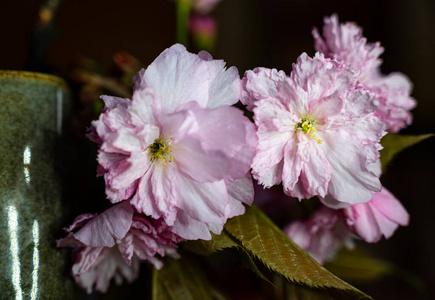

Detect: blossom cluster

[59,14,413,293]
[60,44,257,293]
[282,15,410,263]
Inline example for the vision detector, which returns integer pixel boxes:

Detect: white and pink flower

[284,206,354,264]
[313,14,416,132]
[92,44,257,240]
[57,201,181,293]
[241,52,385,207]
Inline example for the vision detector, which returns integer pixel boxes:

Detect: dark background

[1,0,434,299]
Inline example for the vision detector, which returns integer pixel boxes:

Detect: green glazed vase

[0,71,73,300]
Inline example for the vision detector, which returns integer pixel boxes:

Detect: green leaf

[238,247,274,286]
[326,248,426,294]
[324,248,393,282]
[152,256,216,300]
[224,205,372,300]
[380,133,434,172]
[182,230,273,284]
[181,230,240,256]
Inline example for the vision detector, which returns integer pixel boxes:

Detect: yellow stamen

[295,117,322,144]
[148,136,175,166]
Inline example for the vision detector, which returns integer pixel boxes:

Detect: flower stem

[176,0,191,47]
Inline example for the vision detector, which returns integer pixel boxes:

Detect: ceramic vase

[0,71,73,300]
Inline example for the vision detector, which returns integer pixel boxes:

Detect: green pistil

[295,117,323,144]
[295,117,314,133]
[149,137,173,166]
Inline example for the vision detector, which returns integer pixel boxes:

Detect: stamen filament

[295,117,322,144]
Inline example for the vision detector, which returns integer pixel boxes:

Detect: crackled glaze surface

[0,71,73,300]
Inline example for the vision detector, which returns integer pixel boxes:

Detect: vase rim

[0,70,68,88]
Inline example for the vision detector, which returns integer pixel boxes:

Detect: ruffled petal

[226,173,254,205]
[140,44,211,112]
[187,103,257,182]
[100,95,131,111]
[313,14,415,133]
[73,247,139,294]
[131,164,179,226]
[160,103,200,142]
[174,175,229,224]
[370,72,416,133]
[72,247,105,275]
[284,206,354,264]
[251,98,294,187]
[290,53,354,105]
[371,187,409,226]
[322,129,381,205]
[130,87,158,125]
[171,211,213,240]
[241,67,296,111]
[198,50,241,108]
[174,136,230,183]
[299,135,332,198]
[226,173,254,218]
[344,187,409,242]
[74,201,134,248]
[282,137,304,197]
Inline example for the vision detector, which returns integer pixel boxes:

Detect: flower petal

[174,175,229,224]
[322,129,381,205]
[370,187,409,226]
[174,136,231,182]
[241,67,303,111]
[171,211,213,240]
[140,44,211,112]
[187,104,257,181]
[74,201,134,247]
[198,50,241,108]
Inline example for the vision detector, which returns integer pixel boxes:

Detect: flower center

[149,137,173,167]
[295,117,322,144]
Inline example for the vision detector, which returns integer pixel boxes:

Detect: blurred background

[1,0,434,299]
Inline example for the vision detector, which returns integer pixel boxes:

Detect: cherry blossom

[57,202,181,293]
[241,52,385,206]
[91,44,257,240]
[313,14,416,132]
[284,206,354,264]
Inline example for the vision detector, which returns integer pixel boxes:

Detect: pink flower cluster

[284,187,409,264]
[57,202,182,293]
[94,44,257,240]
[313,14,416,133]
[241,14,412,263]
[242,53,386,207]
[60,13,414,292]
[60,44,257,293]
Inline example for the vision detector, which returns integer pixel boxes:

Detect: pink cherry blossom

[313,14,416,132]
[57,202,181,293]
[343,187,409,243]
[284,206,354,264]
[241,52,385,206]
[91,44,257,240]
